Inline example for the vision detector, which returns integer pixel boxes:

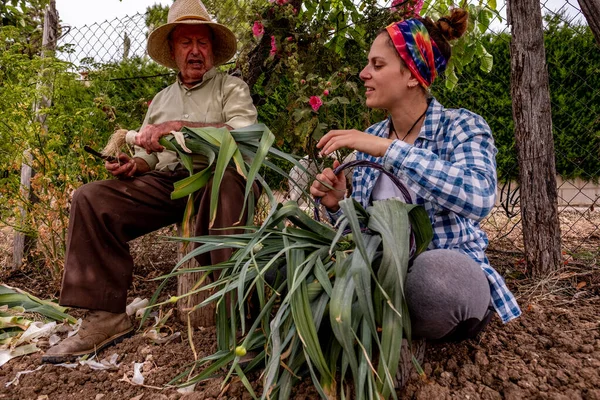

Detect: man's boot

[42,310,133,364]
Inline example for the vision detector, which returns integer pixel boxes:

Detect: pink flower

[270,35,277,56]
[286,36,293,42]
[275,0,288,4]
[300,79,306,85]
[252,21,264,37]
[309,96,323,112]
[391,0,424,15]
[323,89,330,96]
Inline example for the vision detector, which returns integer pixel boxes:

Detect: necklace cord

[391,107,428,141]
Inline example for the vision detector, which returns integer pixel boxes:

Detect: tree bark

[508,0,562,276]
[578,0,600,46]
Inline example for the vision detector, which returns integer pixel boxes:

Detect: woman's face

[359,33,413,110]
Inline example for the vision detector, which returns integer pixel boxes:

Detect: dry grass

[483,207,600,260]
[1,224,13,268]
[512,263,600,304]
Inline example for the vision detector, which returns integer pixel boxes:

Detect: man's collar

[177,68,218,89]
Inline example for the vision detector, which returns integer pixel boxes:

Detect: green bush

[0,31,173,272]
[432,16,600,182]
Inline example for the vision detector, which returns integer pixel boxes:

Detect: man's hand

[135,121,234,154]
[135,121,182,154]
[317,129,393,158]
[105,153,150,178]
[309,160,346,212]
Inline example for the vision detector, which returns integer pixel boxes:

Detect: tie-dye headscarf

[385,19,447,88]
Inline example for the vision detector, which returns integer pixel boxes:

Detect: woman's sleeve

[381,112,497,221]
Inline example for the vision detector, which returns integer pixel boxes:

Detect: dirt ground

[1,223,600,400]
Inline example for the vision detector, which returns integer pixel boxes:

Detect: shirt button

[183,114,189,119]
[186,92,191,96]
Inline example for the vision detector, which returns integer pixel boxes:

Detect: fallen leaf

[177,383,196,394]
[0,344,39,367]
[557,272,576,280]
[16,321,58,346]
[5,365,45,387]
[132,362,145,385]
[126,298,149,317]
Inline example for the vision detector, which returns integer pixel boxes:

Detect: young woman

[310,9,521,345]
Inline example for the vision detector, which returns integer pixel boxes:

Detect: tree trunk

[578,0,600,46]
[176,224,216,327]
[13,0,58,269]
[508,0,562,276]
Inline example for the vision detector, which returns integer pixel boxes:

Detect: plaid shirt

[331,98,521,323]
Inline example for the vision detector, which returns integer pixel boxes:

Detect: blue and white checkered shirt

[331,98,521,323]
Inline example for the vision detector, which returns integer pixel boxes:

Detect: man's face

[170,24,214,85]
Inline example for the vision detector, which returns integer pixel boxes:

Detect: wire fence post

[12,0,59,270]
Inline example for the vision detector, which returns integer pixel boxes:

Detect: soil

[1,224,600,400]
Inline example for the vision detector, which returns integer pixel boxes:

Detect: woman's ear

[407,74,420,88]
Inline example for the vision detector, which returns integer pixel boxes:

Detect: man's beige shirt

[134,68,257,171]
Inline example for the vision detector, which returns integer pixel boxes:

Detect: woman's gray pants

[406,249,493,341]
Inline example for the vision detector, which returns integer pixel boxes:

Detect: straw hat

[147,0,237,69]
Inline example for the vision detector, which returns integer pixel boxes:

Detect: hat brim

[147,20,237,69]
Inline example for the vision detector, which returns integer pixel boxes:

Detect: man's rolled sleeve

[133,146,159,170]
[133,100,160,170]
[222,76,257,129]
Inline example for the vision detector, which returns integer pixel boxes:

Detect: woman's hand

[317,129,393,158]
[309,160,346,212]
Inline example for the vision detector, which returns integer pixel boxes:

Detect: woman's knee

[406,249,491,325]
[408,250,488,297]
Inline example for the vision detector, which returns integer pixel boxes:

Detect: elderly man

[42,0,257,363]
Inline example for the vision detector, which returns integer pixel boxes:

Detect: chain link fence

[53,0,600,267]
[60,14,149,65]
[475,0,600,266]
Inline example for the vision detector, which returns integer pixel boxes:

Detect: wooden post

[13,0,58,269]
[508,0,562,276]
[12,151,35,269]
[176,223,216,327]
